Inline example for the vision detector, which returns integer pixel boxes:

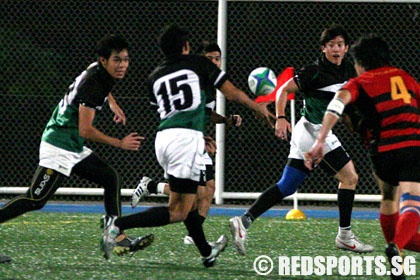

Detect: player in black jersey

[0,34,153,260]
[230,25,373,255]
[101,24,275,267]
[131,41,242,247]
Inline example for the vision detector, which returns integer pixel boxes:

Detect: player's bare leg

[198,179,215,218]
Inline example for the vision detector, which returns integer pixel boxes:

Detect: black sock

[116,206,170,231]
[338,189,355,228]
[241,214,254,229]
[244,185,284,228]
[184,209,212,257]
[148,179,158,194]
[187,214,205,236]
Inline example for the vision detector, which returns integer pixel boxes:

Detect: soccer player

[131,41,242,246]
[101,24,275,267]
[229,25,374,255]
[305,34,420,279]
[0,34,153,258]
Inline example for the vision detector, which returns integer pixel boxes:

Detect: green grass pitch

[1,212,419,279]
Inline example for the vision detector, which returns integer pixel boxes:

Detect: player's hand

[120,132,145,151]
[254,102,276,128]
[113,112,126,125]
[110,103,126,125]
[226,114,243,127]
[204,136,217,156]
[275,118,291,141]
[304,140,325,170]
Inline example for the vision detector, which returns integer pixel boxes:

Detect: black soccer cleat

[385,242,406,280]
[113,233,154,257]
[0,254,11,264]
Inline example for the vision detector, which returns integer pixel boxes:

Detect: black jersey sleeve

[77,77,108,109]
[293,64,318,92]
[195,55,228,89]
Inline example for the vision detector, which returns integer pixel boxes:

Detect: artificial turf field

[1,210,419,279]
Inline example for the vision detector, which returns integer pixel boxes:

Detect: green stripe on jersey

[41,103,85,153]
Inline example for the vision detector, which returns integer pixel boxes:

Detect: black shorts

[319,146,351,176]
[370,147,420,186]
[168,175,198,194]
[287,146,351,176]
[198,164,214,186]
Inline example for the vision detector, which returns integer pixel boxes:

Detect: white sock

[157,182,166,194]
[339,226,352,238]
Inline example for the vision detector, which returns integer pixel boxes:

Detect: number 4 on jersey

[390,76,411,104]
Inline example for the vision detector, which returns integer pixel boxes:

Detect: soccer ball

[247,67,277,96]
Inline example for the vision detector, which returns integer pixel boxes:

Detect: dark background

[1,1,419,206]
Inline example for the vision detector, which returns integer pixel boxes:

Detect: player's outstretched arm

[274,78,296,141]
[220,80,275,127]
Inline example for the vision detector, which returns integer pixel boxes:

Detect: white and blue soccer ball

[247,67,277,96]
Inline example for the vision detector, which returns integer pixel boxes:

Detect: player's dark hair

[196,41,221,55]
[96,34,129,59]
[350,34,390,70]
[158,24,190,57]
[320,24,350,46]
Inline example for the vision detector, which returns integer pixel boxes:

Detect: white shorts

[203,151,213,166]
[288,116,342,160]
[155,128,205,181]
[39,141,92,176]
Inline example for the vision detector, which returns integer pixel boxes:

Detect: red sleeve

[341,78,360,103]
[414,79,420,107]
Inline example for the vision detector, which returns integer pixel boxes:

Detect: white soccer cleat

[131,176,152,208]
[185,235,226,247]
[100,216,120,259]
[229,216,247,256]
[201,234,228,267]
[183,235,195,245]
[335,233,374,253]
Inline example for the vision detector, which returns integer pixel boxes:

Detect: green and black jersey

[41,62,115,152]
[148,54,228,133]
[294,54,356,124]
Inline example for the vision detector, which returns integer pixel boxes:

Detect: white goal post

[213,0,387,205]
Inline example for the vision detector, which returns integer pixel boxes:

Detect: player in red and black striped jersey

[343,65,420,154]
[305,34,420,279]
